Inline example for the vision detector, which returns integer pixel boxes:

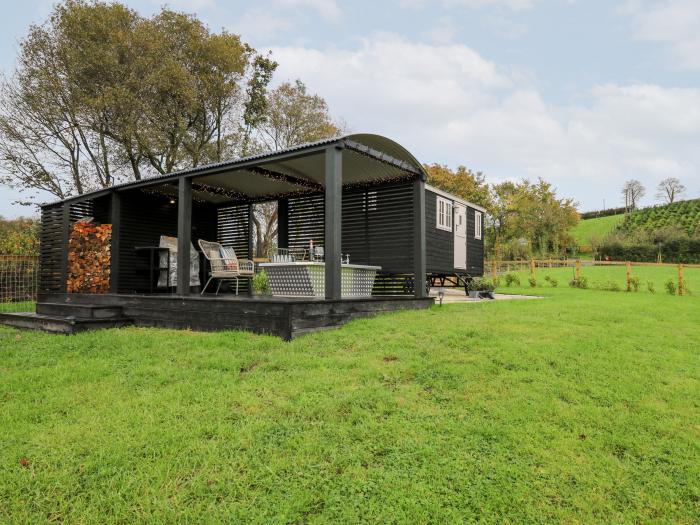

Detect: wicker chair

[198,239,254,295]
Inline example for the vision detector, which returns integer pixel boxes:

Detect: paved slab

[429,288,543,304]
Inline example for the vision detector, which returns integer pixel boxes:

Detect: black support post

[109,192,121,293]
[177,178,192,295]
[413,178,427,298]
[60,202,70,292]
[247,202,254,297]
[324,145,343,300]
[277,198,289,250]
[247,203,254,259]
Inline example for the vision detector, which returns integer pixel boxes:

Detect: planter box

[258,262,381,298]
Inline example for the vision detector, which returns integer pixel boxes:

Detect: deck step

[0,312,133,334]
[36,302,123,319]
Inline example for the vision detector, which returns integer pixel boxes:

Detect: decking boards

[28,293,434,340]
[0,312,133,334]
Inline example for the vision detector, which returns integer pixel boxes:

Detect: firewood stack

[67,219,112,294]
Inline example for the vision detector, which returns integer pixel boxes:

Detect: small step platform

[36,302,124,319]
[0,311,133,334]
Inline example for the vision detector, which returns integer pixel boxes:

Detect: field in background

[1,283,699,523]
[619,198,700,236]
[497,263,699,294]
[570,213,624,250]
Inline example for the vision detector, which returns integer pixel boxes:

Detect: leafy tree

[656,177,686,204]
[426,164,578,259]
[0,217,39,255]
[622,179,646,211]
[254,80,340,152]
[0,0,277,204]
[250,80,340,257]
[424,164,492,211]
[486,179,578,259]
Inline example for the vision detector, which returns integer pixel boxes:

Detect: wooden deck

[30,293,434,340]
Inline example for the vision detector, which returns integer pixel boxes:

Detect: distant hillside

[570,214,624,248]
[618,199,700,236]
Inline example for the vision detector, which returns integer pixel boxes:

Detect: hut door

[454,204,466,270]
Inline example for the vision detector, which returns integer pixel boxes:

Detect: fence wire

[0,255,38,313]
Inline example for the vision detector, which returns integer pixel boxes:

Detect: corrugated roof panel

[42,133,426,207]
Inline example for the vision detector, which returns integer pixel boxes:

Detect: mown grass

[570,214,624,247]
[0,301,35,314]
[1,283,699,523]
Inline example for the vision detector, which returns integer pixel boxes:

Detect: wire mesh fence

[0,255,38,313]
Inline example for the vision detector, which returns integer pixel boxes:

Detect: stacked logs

[67,219,112,294]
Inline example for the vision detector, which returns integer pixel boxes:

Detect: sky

[0,0,699,217]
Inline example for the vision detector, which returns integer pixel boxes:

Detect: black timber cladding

[217,203,252,293]
[287,193,325,252]
[39,205,64,292]
[342,182,414,274]
[425,189,455,274]
[425,189,485,277]
[39,197,112,293]
[285,181,414,273]
[37,292,434,340]
[467,205,484,276]
[283,181,416,294]
[115,188,217,293]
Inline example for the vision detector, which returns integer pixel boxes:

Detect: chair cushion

[219,247,238,271]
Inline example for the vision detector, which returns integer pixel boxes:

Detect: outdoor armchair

[198,239,254,295]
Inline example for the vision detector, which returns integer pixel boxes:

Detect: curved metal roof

[43,133,427,207]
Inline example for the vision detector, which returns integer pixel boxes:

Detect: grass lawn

[1,278,699,523]
[0,301,35,314]
[570,214,624,247]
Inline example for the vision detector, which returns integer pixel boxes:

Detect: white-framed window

[474,210,482,239]
[436,196,453,231]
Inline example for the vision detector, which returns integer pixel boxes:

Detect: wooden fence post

[530,259,535,280]
[678,264,684,296]
[626,261,632,292]
[575,259,581,281]
[492,259,498,283]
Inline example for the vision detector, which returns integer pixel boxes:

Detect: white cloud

[270,34,700,208]
[273,0,341,19]
[626,0,700,70]
[398,0,537,10]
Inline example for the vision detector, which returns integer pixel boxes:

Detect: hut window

[436,196,452,231]
[475,211,482,239]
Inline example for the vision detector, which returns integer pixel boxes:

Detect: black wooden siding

[284,182,415,274]
[38,180,426,296]
[467,206,484,276]
[425,190,455,274]
[39,197,113,293]
[342,182,414,273]
[216,203,251,293]
[425,190,485,277]
[216,204,250,258]
[115,189,217,293]
[282,182,416,295]
[287,193,325,252]
[39,205,64,292]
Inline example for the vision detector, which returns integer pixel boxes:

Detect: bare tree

[251,202,278,258]
[250,80,340,257]
[622,179,646,211]
[656,177,686,204]
[255,80,340,152]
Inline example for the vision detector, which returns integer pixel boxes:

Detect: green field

[1,276,699,523]
[620,199,700,236]
[570,214,624,247]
